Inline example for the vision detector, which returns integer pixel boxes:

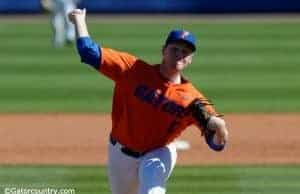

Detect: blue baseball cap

[165,29,196,52]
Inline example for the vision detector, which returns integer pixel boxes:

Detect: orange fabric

[99,47,219,152]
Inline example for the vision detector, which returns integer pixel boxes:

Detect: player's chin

[175,62,188,71]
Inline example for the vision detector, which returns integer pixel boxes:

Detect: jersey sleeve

[76,37,101,69]
[99,47,138,82]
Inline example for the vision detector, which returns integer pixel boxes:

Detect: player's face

[162,41,194,71]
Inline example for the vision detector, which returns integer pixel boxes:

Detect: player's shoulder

[102,47,136,58]
[101,47,155,71]
[129,59,153,74]
[180,80,206,98]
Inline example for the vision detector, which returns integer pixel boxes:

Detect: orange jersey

[99,47,219,152]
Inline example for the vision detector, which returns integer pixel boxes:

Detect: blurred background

[1,0,300,13]
[0,0,300,112]
[0,1,300,194]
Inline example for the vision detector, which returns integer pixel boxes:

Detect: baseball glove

[187,98,215,137]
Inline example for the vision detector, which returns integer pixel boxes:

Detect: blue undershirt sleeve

[205,131,225,151]
[76,37,101,69]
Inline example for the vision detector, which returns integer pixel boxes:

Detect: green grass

[0,21,300,113]
[0,165,300,194]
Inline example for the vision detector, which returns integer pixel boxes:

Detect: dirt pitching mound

[0,113,299,165]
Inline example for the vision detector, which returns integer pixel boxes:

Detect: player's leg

[138,143,177,194]
[51,0,65,47]
[108,141,139,194]
[63,0,76,44]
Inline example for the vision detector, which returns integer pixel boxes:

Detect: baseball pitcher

[69,9,229,194]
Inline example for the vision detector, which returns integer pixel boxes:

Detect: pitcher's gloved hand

[187,98,212,132]
[187,98,228,149]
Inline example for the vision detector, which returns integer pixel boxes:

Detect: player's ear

[186,54,193,64]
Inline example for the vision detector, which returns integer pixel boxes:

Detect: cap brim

[167,39,196,52]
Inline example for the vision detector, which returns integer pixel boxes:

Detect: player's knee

[148,186,165,194]
[140,159,166,184]
[139,186,165,194]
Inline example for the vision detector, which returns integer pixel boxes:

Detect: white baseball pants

[108,139,177,194]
